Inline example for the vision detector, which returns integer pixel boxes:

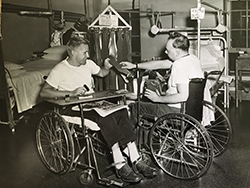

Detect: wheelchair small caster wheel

[78,170,93,185]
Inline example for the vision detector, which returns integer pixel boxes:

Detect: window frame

[229,0,250,52]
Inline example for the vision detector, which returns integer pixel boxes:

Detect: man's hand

[120,61,136,69]
[95,58,111,77]
[72,86,88,96]
[144,88,160,102]
[104,58,112,69]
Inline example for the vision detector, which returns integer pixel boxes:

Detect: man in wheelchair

[40,36,157,184]
[121,31,204,123]
[117,32,231,179]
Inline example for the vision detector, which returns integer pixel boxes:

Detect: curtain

[91,28,132,91]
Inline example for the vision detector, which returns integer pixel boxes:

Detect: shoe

[116,163,142,183]
[109,56,130,75]
[109,56,135,83]
[133,159,157,178]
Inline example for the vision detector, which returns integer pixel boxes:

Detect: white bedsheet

[7,59,59,113]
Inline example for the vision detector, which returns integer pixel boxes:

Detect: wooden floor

[0,99,250,188]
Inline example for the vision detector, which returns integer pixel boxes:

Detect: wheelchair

[132,70,232,180]
[201,71,232,157]
[35,91,128,187]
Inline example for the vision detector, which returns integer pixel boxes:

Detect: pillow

[42,53,67,61]
[4,61,24,70]
[43,45,67,54]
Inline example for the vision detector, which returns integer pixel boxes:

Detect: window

[230,0,250,50]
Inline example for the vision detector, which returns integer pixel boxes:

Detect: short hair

[67,36,89,53]
[168,31,190,52]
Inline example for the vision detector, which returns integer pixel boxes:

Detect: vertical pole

[197,0,201,59]
[225,2,230,108]
[226,3,230,108]
[0,0,2,40]
[83,0,87,15]
[47,0,53,42]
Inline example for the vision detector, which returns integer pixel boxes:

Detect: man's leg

[123,141,157,178]
[111,143,142,183]
[129,101,180,125]
[110,109,157,178]
[82,110,143,183]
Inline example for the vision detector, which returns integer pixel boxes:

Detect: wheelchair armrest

[206,71,222,77]
[140,114,158,122]
[138,114,158,129]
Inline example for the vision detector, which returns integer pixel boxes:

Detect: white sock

[111,143,126,169]
[125,141,140,163]
[123,146,129,156]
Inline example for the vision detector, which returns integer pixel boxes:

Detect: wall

[100,0,139,10]
[94,0,225,61]
[139,0,224,60]
[1,0,96,62]
[1,0,224,62]
[2,0,48,62]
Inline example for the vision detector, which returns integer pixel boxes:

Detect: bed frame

[0,40,16,132]
[189,34,229,108]
[0,3,89,132]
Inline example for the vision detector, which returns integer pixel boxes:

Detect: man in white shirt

[40,36,157,184]
[121,31,204,123]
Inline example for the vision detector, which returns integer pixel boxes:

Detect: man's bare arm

[121,59,172,70]
[95,58,112,77]
[144,83,189,103]
[40,82,87,98]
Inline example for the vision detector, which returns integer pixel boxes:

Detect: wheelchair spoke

[150,113,213,180]
[202,101,232,157]
[36,111,75,174]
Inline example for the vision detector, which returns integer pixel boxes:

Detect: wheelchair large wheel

[149,113,213,180]
[202,100,232,157]
[36,111,75,174]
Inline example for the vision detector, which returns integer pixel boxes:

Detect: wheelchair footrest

[97,177,125,187]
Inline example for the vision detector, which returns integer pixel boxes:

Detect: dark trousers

[62,107,136,149]
[129,101,180,125]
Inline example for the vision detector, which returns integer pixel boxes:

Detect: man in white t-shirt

[40,36,157,184]
[121,32,204,123]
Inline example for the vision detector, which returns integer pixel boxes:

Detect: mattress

[7,58,59,113]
